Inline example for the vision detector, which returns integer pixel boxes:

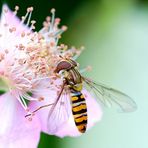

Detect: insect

[25,58,137,134]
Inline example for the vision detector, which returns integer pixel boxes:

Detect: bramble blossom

[0,4,102,147]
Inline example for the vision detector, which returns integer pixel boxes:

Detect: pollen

[0,4,85,113]
[38,97,44,101]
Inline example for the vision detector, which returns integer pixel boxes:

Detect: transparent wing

[47,84,71,134]
[83,77,137,112]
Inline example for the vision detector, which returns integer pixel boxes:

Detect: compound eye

[54,61,72,73]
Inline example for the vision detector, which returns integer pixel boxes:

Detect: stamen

[80,66,92,74]
[72,46,84,60]
[50,8,55,30]
[20,95,28,109]
[13,5,19,15]
[31,20,36,30]
[61,25,67,31]
[14,92,28,110]
[54,26,67,37]
[21,7,33,25]
[26,7,33,26]
[0,5,85,114]
[22,93,39,101]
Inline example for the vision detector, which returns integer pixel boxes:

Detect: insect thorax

[64,69,83,92]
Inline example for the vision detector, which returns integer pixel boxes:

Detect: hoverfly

[25,58,137,134]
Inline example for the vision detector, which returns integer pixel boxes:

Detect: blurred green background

[1,0,148,148]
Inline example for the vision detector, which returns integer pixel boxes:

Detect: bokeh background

[1,0,148,148]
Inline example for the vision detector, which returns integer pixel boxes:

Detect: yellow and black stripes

[70,90,87,133]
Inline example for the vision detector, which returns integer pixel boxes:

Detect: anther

[28,117,32,121]
[31,20,36,25]
[4,49,9,54]
[55,18,61,24]
[38,97,44,101]
[4,8,8,13]
[27,7,33,12]
[21,31,25,37]
[26,108,30,112]
[61,25,67,31]
[0,53,5,62]
[4,23,8,27]
[46,16,51,22]
[14,6,19,15]
[9,27,16,33]
[51,8,55,14]
[86,65,92,71]
[15,6,19,11]
[80,66,92,74]
[21,16,25,21]
[50,42,55,47]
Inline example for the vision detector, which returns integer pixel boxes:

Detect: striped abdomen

[71,90,87,133]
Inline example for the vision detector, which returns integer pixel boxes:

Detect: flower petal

[30,89,58,133]
[0,4,30,53]
[0,92,41,148]
[0,4,28,32]
[30,88,102,137]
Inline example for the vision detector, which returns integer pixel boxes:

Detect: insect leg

[48,80,66,118]
[25,103,54,118]
[25,80,66,119]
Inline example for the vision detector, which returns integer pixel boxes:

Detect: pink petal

[0,92,41,148]
[0,4,28,32]
[29,78,64,133]
[30,89,58,133]
[30,88,102,137]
